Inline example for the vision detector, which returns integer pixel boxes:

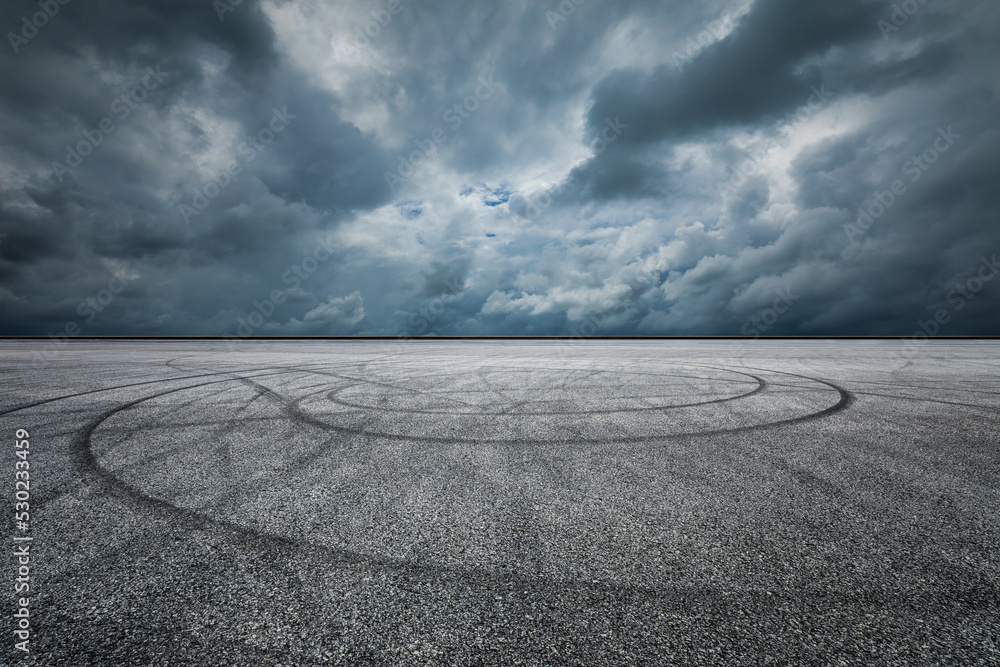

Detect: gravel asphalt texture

[1,340,998,665]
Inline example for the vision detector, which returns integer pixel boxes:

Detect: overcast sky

[1,0,998,337]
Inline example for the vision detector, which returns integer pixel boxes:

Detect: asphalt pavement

[1,340,998,665]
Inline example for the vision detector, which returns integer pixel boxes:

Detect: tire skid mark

[691,364,855,428]
[96,383,246,463]
[72,371,315,547]
[73,360,860,600]
[73,370,722,601]
[212,386,269,486]
[323,369,768,417]
[32,367,310,514]
[0,362,336,417]
[851,391,1000,412]
[689,365,860,504]
[248,366,849,445]
[101,415,288,431]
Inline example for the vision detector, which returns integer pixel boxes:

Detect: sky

[1,0,998,337]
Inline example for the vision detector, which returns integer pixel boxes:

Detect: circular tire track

[324,367,769,416]
[64,361,857,581]
[274,363,853,444]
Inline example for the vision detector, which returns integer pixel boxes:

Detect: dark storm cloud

[569,0,966,204]
[1,0,397,337]
[586,0,880,145]
[1,0,998,338]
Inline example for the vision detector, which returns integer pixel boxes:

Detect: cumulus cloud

[274,292,366,335]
